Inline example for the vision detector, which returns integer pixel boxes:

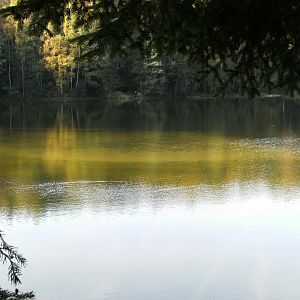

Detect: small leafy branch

[0,231,26,285]
[0,231,35,299]
[0,289,35,299]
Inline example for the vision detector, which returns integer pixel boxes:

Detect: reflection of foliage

[0,231,35,299]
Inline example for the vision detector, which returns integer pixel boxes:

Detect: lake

[1,98,300,299]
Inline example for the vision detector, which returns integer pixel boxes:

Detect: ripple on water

[0,180,300,220]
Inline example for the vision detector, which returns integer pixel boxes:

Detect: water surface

[1,99,300,299]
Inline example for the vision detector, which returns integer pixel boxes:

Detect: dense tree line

[2,0,300,97]
[0,1,250,100]
[0,2,235,99]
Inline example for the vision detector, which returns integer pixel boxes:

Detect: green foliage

[1,0,300,96]
[0,13,210,99]
[42,34,75,94]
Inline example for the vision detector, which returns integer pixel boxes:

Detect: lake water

[1,98,300,299]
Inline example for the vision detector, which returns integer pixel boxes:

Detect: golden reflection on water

[0,127,300,211]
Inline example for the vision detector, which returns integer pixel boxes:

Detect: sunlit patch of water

[1,179,300,299]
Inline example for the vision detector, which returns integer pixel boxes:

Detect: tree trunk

[60,82,63,95]
[75,47,81,89]
[70,67,73,91]
[21,56,25,100]
[8,41,12,90]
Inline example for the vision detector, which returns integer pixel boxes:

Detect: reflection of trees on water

[1,98,300,214]
[1,131,300,214]
[1,98,300,135]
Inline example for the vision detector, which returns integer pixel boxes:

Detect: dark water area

[0,97,299,136]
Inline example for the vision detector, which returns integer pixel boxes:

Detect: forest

[0,1,223,100]
[1,0,300,99]
[0,0,289,101]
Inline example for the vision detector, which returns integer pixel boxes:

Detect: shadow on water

[0,97,300,136]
